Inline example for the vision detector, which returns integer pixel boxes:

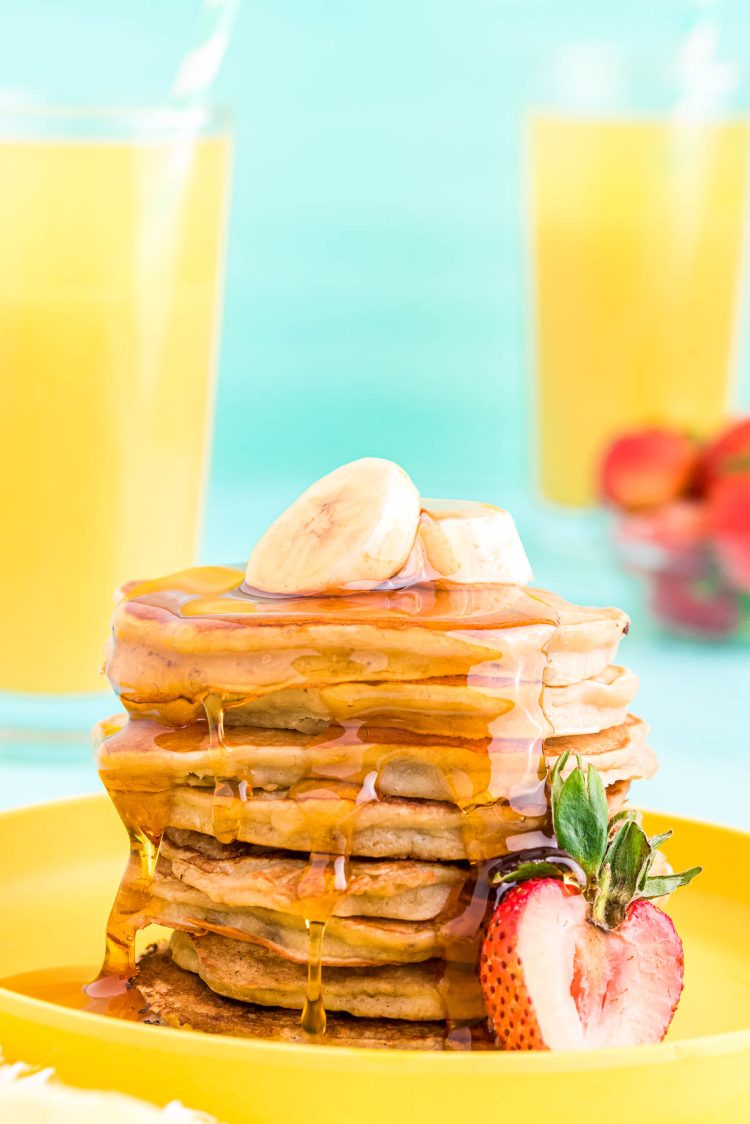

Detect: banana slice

[246,458,421,594]
[415,500,532,585]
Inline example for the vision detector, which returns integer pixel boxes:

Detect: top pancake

[105,569,629,720]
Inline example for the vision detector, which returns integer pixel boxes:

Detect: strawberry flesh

[480,878,684,1050]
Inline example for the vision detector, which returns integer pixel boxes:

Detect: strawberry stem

[491,756,701,931]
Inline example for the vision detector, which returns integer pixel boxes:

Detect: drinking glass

[527,37,750,507]
[0,106,232,734]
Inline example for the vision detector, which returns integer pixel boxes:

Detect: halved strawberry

[480,756,700,1051]
[481,880,683,1050]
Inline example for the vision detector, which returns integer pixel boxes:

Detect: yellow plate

[0,795,748,1123]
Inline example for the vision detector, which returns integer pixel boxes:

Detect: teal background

[3,0,750,553]
[1,3,749,826]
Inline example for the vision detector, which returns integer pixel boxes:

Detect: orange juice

[0,125,230,692]
[530,116,749,506]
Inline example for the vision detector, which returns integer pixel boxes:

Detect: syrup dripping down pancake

[136,945,494,1049]
[167,931,486,1021]
[160,665,638,740]
[112,663,637,736]
[160,830,464,921]
[146,877,452,966]
[157,779,631,862]
[97,714,655,806]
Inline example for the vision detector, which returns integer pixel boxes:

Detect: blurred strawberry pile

[600,419,750,639]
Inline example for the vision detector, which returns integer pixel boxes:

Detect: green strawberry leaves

[492,753,701,931]
[592,817,653,928]
[495,859,586,888]
[551,752,609,882]
[497,860,570,883]
[591,813,701,928]
[637,868,702,900]
[645,830,673,851]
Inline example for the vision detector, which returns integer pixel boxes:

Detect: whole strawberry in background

[706,470,750,594]
[480,755,700,1050]
[600,428,701,512]
[701,418,750,596]
[698,417,750,492]
[599,418,750,638]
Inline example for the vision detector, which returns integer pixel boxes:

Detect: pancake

[136,945,495,1049]
[547,714,656,787]
[162,778,630,861]
[97,714,655,806]
[169,930,486,1021]
[193,665,639,740]
[115,665,637,739]
[160,830,464,920]
[148,873,450,965]
[106,571,629,725]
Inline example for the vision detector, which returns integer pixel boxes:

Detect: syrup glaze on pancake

[143,806,631,967]
[105,567,629,711]
[155,777,629,861]
[159,829,465,920]
[94,563,642,1043]
[125,665,636,740]
[147,877,450,966]
[97,713,655,804]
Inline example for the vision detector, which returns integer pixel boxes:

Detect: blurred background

[1,1,749,823]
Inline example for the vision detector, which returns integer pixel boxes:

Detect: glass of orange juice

[0,106,231,731]
[527,45,750,508]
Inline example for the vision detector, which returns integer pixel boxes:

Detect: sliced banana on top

[246,460,532,594]
[246,458,421,595]
[415,500,533,586]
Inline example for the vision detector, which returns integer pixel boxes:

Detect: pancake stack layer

[96,566,656,1048]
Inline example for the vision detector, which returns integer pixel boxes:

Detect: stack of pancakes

[96,567,656,1048]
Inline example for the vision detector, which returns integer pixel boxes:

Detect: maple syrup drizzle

[204,693,250,844]
[430,609,558,1047]
[291,775,367,1032]
[86,779,171,1000]
[300,919,328,1036]
[92,572,564,1045]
